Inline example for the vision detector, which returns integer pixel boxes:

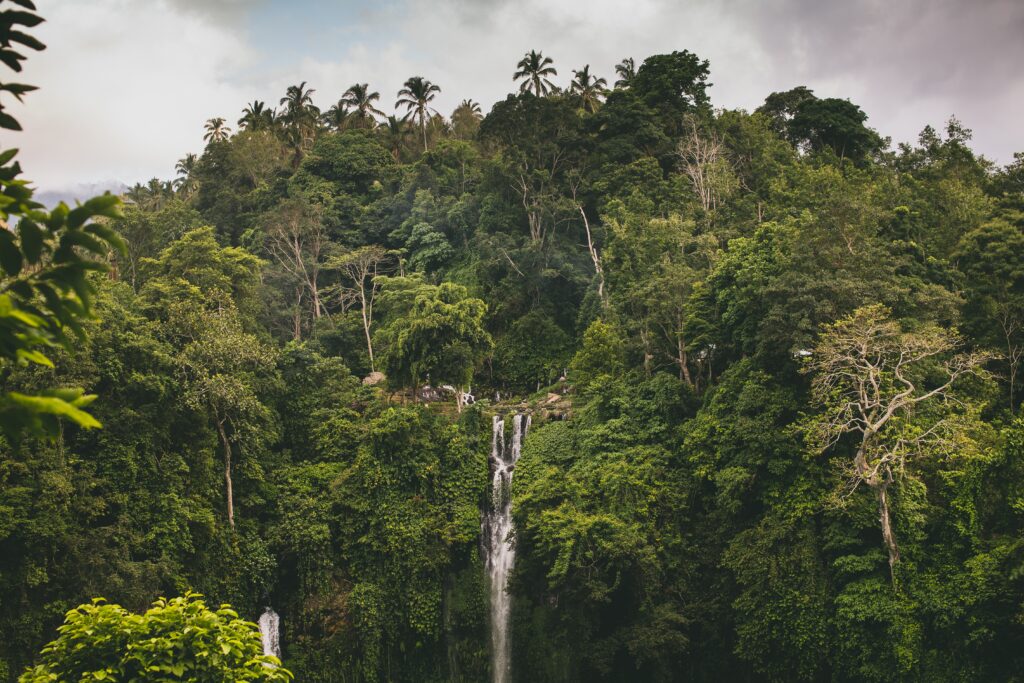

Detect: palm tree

[513,50,558,96]
[322,99,352,131]
[280,81,318,122]
[396,76,441,151]
[280,82,321,161]
[341,83,385,127]
[131,177,173,211]
[379,115,410,161]
[238,100,275,131]
[451,99,483,139]
[570,65,607,113]
[456,99,482,117]
[203,117,231,144]
[174,153,199,197]
[614,57,636,89]
[124,182,148,207]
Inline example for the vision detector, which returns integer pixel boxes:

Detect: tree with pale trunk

[568,173,605,306]
[179,306,277,529]
[677,116,737,216]
[802,305,991,582]
[329,246,392,372]
[263,197,329,338]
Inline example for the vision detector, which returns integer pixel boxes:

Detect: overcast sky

[11,0,1024,194]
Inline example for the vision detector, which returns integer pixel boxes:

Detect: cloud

[14,0,257,192]
[382,0,1024,161]
[12,0,1024,195]
[164,0,267,23]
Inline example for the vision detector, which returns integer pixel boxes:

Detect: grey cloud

[163,0,267,23]
[740,0,1024,94]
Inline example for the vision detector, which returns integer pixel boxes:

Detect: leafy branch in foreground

[0,0,126,441]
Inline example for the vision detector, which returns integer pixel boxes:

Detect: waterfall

[486,413,530,683]
[258,607,281,660]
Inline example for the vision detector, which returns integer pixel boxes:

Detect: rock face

[362,371,385,386]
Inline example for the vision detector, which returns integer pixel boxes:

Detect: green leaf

[46,203,67,230]
[15,347,52,367]
[7,29,45,51]
[0,82,38,100]
[0,110,22,131]
[84,223,127,256]
[18,217,43,262]
[0,48,26,73]
[65,204,91,229]
[0,228,23,275]
[7,391,102,429]
[82,193,121,216]
[60,229,108,256]
[2,10,45,29]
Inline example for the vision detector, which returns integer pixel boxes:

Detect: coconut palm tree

[396,76,441,151]
[280,81,318,121]
[513,50,558,96]
[456,99,482,117]
[174,152,199,197]
[379,115,410,161]
[570,65,608,113]
[451,99,483,139]
[203,117,231,143]
[280,81,321,161]
[132,177,174,211]
[614,57,636,89]
[323,99,352,131]
[238,100,275,131]
[124,182,148,207]
[341,83,385,127]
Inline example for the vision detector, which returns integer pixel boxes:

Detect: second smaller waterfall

[258,607,281,659]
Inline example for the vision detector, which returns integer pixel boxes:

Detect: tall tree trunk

[878,483,899,582]
[577,205,606,305]
[293,286,304,340]
[360,282,375,372]
[217,418,234,529]
[857,439,899,583]
[677,332,693,387]
[640,326,653,377]
[311,279,322,319]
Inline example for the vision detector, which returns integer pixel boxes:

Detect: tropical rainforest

[2,1,1024,681]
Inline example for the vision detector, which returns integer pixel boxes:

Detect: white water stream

[258,607,281,659]
[485,413,529,683]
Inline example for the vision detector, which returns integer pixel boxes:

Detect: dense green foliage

[3,15,1024,681]
[19,593,290,682]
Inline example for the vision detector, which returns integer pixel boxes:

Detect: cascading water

[258,607,281,659]
[485,413,530,683]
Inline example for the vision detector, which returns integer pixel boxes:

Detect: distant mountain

[34,181,129,209]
